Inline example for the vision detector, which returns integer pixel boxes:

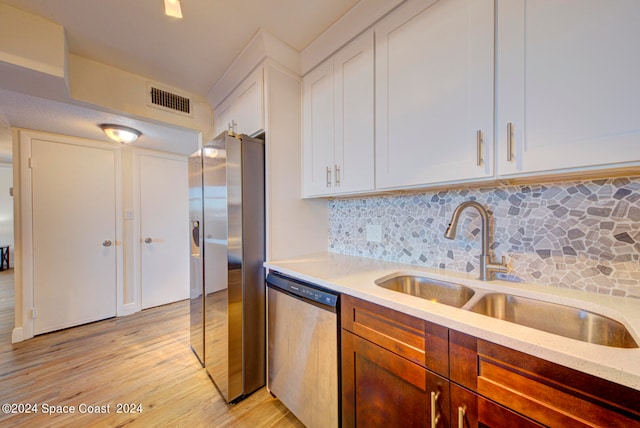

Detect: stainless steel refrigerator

[189,131,265,403]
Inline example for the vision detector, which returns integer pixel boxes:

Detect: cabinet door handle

[102,240,112,247]
[326,166,332,188]
[430,390,441,428]
[507,122,514,162]
[457,406,466,428]
[476,130,484,166]
[335,164,341,186]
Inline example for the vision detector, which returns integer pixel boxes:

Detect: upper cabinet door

[235,67,264,136]
[213,67,264,138]
[302,30,375,198]
[214,97,233,137]
[375,0,495,190]
[333,30,375,195]
[303,59,335,197]
[497,0,640,176]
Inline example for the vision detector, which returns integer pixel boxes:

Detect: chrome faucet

[444,201,508,281]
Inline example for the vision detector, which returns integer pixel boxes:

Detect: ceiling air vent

[147,83,193,117]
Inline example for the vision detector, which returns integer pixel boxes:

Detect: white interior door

[140,154,189,309]
[32,139,117,335]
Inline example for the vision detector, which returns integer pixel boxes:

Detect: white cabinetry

[375,0,494,190]
[302,31,374,197]
[497,0,640,176]
[214,67,264,137]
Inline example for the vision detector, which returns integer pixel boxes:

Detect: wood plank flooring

[0,270,304,427]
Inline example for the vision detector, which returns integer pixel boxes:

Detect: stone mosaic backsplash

[328,176,640,299]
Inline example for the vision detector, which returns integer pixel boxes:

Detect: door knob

[144,237,153,244]
[103,240,112,247]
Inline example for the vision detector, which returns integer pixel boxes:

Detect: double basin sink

[376,274,639,349]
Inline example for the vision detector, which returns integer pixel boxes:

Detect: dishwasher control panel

[266,273,338,308]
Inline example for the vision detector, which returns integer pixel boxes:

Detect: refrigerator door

[200,131,265,403]
[203,134,233,400]
[188,150,204,366]
[238,134,266,395]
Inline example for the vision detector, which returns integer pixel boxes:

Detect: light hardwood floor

[0,270,304,427]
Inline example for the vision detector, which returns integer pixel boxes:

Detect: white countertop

[265,252,640,391]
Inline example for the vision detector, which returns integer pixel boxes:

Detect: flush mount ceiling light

[164,0,183,18]
[99,124,142,144]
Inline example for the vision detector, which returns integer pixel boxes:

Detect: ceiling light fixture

[99,124,142,144]
[164,0,183,18]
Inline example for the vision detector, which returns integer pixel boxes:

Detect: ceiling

[0,0,360,159]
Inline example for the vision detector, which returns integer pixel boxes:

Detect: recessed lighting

[164,0,183,19]
[99,124,142,144]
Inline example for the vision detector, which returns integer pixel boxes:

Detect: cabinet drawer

[450,330,640,427]
[341,295,448,376]
[450,383,543,428]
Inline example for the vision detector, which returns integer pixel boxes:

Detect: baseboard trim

[118,303,138,317]
[11,327,23,343]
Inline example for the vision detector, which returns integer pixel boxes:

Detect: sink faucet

[444,201,508,281]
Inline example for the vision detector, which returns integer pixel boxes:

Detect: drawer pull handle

[458,406,466,428]
[430,390,441,428]
[476,130,484,166]
[507,122,514,162]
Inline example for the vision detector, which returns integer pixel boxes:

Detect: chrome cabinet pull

[458,406,466,428]
[144,237,153,244]
[430,390,441,428]
[102,240,112,247]
[326,166,332,187]
[476,130,484,166]
[335,164,341,186]
[228,120,238,135]
[507,122,514,162]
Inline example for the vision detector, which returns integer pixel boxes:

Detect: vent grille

[149,86,191,115]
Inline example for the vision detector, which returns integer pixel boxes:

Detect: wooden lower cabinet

[450,330,640,428]
[341,295,640,427]
[342,330,450,428]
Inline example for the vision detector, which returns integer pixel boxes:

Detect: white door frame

[18,130,123,341]
[132,148,188,313]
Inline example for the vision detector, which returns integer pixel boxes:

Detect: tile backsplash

[328,176,640,299]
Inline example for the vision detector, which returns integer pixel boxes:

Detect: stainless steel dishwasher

[266,272,340,428]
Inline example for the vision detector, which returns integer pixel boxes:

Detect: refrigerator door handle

[191,220,200,247]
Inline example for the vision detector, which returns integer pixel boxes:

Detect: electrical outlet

[366,224,382,243]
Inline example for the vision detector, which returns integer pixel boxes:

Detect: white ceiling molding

[206,29,300,109]
[300,0,406,75]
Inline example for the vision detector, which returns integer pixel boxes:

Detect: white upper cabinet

[375,0,495,190]
[302,30,375,197]
[214,67,264,137]
[214,97,233,137]
[497,0,640,176]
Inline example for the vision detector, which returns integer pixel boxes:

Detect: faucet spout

[444,201,508,281]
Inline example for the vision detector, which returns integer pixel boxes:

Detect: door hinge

[31,308,36,319]
[28,158,33,169]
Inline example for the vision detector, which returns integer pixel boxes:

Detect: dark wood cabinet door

[450,383,544,428]
[342,330,450,428]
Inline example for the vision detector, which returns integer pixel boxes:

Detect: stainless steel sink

[375,275,475,308]
[469,293,639,348]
